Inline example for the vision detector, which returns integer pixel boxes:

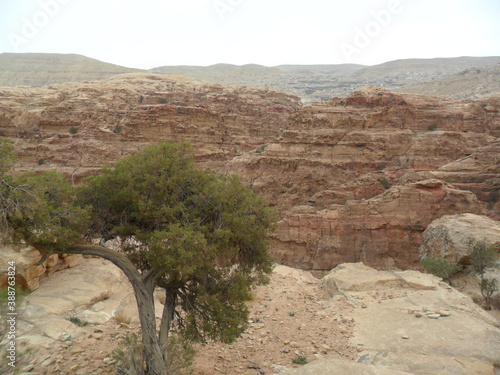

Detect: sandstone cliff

[1,75,499,272]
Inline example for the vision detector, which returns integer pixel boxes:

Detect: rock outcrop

[431,139,500,220]
[1,76,499,272]
[0,245,83,291]
[273,180,486,273]
[0,74,300,182]
[286,358,413,375]
[320,263,500,375]
[18,260,500,375]
[419,213,500,264]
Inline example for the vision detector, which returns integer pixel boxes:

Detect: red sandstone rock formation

[0,76,498,272]
[273,180,486,273]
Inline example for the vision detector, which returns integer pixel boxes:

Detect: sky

[0,0,499,69]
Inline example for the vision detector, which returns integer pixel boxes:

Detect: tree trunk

[131,281,166,374]
[159,290,176,348]
[63,245,167,374]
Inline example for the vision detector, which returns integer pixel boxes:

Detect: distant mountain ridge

[1,53,499,100]
[0,53,144,87]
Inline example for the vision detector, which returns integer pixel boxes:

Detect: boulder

[321,263,439,297]
[419,213,500,264]
[18,258,131,345]
[0,244,85,291]
[320,263,500,375]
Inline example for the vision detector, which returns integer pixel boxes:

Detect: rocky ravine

[13,258,500,375]
[1,74,499,272]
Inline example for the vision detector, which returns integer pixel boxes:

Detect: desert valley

[0,53,499,375]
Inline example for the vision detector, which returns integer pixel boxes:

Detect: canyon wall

[0,75,498,272]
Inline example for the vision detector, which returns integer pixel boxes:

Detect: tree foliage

[421,255,462,285]
[469,239,498,279]
[0,138,276,374]
[78,141,275,342]
[0,138,16,175]
[468,239,499,310]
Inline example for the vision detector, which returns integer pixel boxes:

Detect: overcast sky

[0,0,499,69]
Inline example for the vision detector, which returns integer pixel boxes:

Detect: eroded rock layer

[1,75,499,272]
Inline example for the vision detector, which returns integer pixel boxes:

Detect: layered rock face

[273,180,486,273]
[0,74,299,182]
[1,76,499,272]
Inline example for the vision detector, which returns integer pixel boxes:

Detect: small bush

[113,125,123,134]
[486,189,499,210]
[480,278,499,310]
[469,239,499,309]
[421,255,462,285]
[427,123,437,131]
[37,159,46,166]
[67,317,89,327]
[469,239,498,279]
[255,144,267,154]
[292,356,308,365]
[113,310,132,325]
[113,333,195,375]
[378,177,391,190]
[69,126,78,135]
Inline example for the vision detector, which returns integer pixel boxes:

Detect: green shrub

[469,239,499,309]
[421,255,462,285]
[255,144,267,154]
[486,189,499,210]
[378,177,391,190]
[69,126,78,135]
[469,239,498,279]
[292,356,308,365]
[67,317,89,327]
[113,125,123,134]
[480,278,498,310]
[427,123,437,131]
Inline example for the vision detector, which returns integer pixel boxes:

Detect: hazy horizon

[1,0,499,69]
[3,51,500,72]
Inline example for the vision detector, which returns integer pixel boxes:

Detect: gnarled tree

[1,139,275,374]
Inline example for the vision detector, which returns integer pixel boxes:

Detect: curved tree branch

[64,244,142,284]
[63,244,166,373]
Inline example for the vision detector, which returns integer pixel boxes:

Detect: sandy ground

[22,266,357,375]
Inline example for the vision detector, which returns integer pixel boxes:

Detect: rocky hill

[0,74,498,274]
[152,56,500,101]
[0,53,144,87]
[396,65,500,99]
[2,53,499,101]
